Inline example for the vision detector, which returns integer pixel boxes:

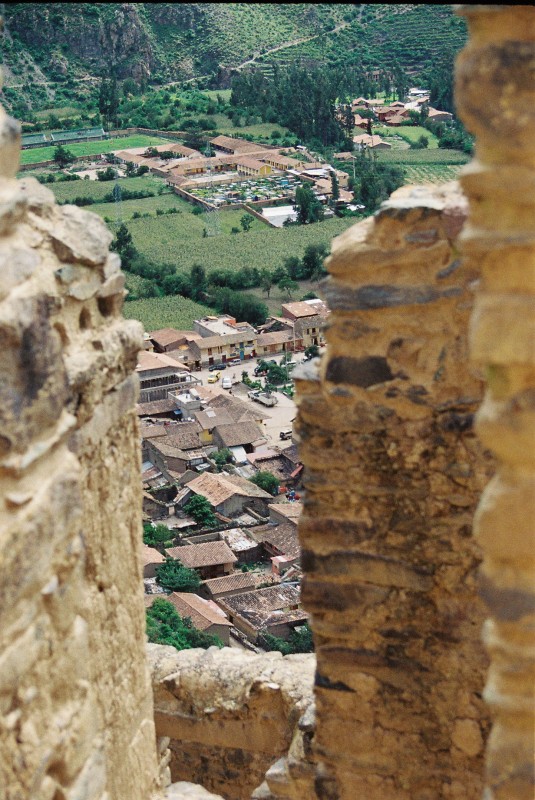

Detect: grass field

[376,125,439,148]
[122,294,211,331]
[19,135,173,166]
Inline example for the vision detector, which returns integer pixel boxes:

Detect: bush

[146,598,223,651]
[143,522,171,548]
[184,495,217,527]
[155,557,201,592]
[261,623,314,654]
[192,205,204,215]
[250,471,279,496]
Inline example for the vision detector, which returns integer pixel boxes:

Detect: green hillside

[2,4,467,118]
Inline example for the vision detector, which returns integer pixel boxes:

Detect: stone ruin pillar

[294,180,493,799]
[455,5,535,799]
[0,83,163,800]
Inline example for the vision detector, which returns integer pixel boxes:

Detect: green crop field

[375,148,470,165]
[402,164,465,183]
[122,294,211,332]
[19,135,173,166]
[126,213,355,275]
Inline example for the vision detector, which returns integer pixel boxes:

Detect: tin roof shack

[166,540,237,580]
[141,545,165,579]
[217,585,307,645]
[146,592,232,646]
[185,472,273,518]
[221,527,262,564]
[200,572,260,602]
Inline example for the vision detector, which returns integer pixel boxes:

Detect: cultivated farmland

[127,213,355,275]
[122,294,211,331]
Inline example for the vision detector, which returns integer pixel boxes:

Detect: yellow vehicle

[207,371,221,383]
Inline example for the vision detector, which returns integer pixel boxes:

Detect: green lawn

[19,135,173,166]
[123,294,211,331]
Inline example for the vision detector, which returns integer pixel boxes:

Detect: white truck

[248,390,278,407]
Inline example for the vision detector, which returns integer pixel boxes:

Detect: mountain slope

[2,3,467,115]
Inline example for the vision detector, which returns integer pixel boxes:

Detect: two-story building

[136,351,201,404]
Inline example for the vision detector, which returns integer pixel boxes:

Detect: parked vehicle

[228,358,241,366]
[222,376,232,389]
[279,428,292,440]
[248,389,260,400]
[254,392,278,407]
[214,362,227,370]
[208,364,219,371]
[207,371,221,383]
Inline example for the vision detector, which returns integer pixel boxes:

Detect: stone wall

[0,102,162,799]
[149,645,315,800]
[294,182,494,799]
[455,6,535,799]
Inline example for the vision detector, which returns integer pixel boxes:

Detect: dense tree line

[230,64,350,148]
[344,151,405,213]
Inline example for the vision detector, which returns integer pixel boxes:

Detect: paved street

[192,354,310,447]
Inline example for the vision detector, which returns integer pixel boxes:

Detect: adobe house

[217,584,308,644]
[165,541,237,580]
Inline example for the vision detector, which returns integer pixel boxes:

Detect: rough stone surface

[456,6,535,799]
[294,181,493,799]
[149,645,315,800]
[0,132,161,800]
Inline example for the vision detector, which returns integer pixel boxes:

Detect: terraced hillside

[2,4,466,116]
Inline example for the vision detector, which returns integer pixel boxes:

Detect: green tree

[283,256,302,281]
[261,622,314,654]
[111,223,136,269]
[250,470,279,496]
[294,184,324,225]
[190,263,207,301]
[146,598,223,651]
[278,276,298,300]
[99,77,120,128]
[184,494,217,527]
[265,363,288,385]
[259,267,275,299]
[240,213,254,232]
[53,144,75,169]
[305,344,320,359]
[155,558,201,592]
[143,523,172,548]
[213,448,233,470]
[302,243,328,282]
[330,171,340,202]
